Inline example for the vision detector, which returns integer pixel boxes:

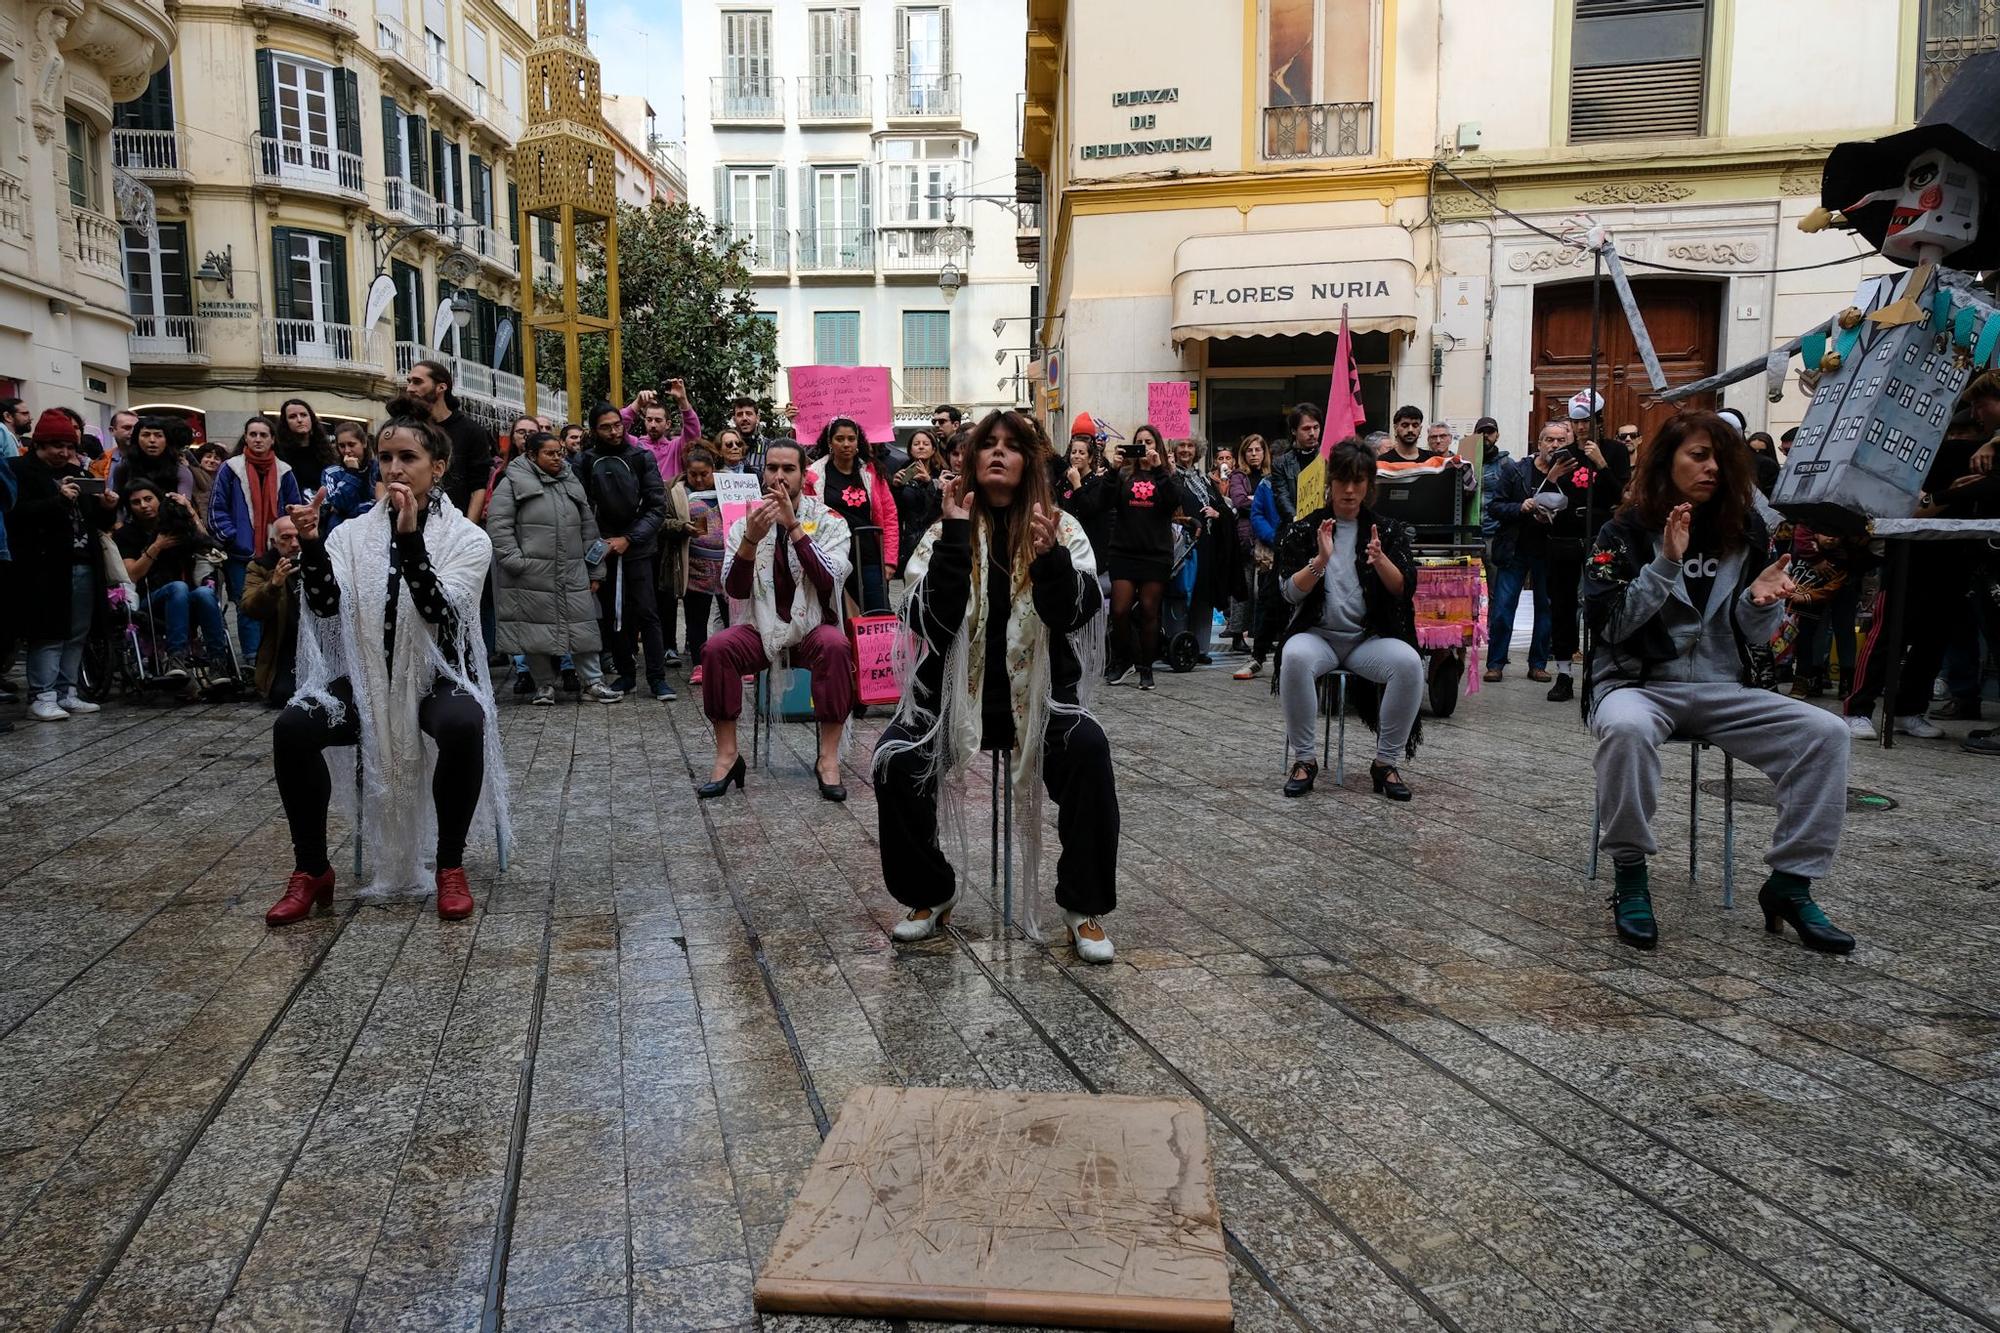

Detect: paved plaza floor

[1,660,1997,1332]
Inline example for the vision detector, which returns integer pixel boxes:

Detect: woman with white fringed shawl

[264,397,508,927]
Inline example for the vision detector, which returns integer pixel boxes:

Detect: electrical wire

[1430,160,1878,277]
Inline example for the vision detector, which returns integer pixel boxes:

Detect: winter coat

[579,441,667,558]
[891,464,943,569]
[6,453,114,640]
[1228,468,1265,548]
[210,454,303,560]
[656,479,695,599]
[487,454,606,657]
[240,549,299,698]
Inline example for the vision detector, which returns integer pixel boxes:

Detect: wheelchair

[80,572,248,705]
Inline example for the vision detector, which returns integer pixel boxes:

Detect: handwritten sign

[1147,381,1191,439]
[715,470,763,546]
[848,614,903,706]
[1295,454,1326,516]
[789,365,894,447]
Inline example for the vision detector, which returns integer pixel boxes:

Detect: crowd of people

[2,367,1995,960]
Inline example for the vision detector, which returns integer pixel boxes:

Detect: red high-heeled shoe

[436,867,476,920]
[266,868,335,926]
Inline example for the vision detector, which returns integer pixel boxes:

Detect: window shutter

[431,128,447,199]
[336,67,364,158]
[256,50,276,141]
[470,153,486,222]
[772,168,786,240]
[797,167,816,264]
[858,162,872,236]
[714,166,731,224]
[895,8,909,76]
[329,238,350,326]
[451,143,465,208]
[508,181,520,245]
[424,0,446,38]
[939,7,951,72]
[270,227,293,321]
[409,113,428,185]
[1569,0,1707,144]
[381,97,402,176]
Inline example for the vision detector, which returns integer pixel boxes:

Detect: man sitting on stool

[873,409,1119,963]
[1274,438,1424,800]
[1584,411,1854,954]
[696,441,853,801]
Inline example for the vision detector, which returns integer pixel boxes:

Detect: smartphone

[72,476,106,495]
[585,539,609,565]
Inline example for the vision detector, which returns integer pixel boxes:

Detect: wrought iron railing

[711,76,783,121]
[800,75,870,119]
[112,128,185,176]
[797,225,873,272]
[253,135,366,197]
[264,318,384,373]
[131,314,206,361]
[729,224,788,272]
[1261,101,1373,161]
[888,72,960,117]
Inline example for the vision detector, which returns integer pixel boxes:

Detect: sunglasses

[1616,431,1640,440]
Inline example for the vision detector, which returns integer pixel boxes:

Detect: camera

[1119,443,1147,461]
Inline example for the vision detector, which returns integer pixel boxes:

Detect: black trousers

[1849,545,1971,717]
[683,590,724,666]
[1547,540,1585,666]
[273,677,485,873]
[874,715,1120,917]
[596,551,666,684]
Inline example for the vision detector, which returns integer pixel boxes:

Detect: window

[1261,0,1375,159]
[470,155,493,227]
[807,8,861,114]
[501,54,524,111]
[715,165,785,267]
[464,20,488,88]
[814,311,860,366]
[880,138,965,223]
[722,10,772,92]
[391,258,424,347]
[124,220,192,350]
[432,129,465,215]
[1568,0,1708,144]
[893,6,953,113]
[901,310,949,404]
[799,165,869,268]
[423,0,449,79]
[381,99,431,216]
[64,114,103,209]
[270,225,351,357]
[115,66,174,132]
[1919,0,1999,114]
[256,52,361,187]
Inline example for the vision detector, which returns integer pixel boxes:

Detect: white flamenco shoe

[892,890,958,942]
[1064,911,1115,964]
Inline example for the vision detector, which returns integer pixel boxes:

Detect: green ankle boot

[1609,861,1657,950]
[1758,872,1855,955]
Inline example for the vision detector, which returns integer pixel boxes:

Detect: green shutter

[903,310,948,368]
[334,69,361,158]
[381,97,401,177]
[270,227,293,321]
[327,235,350,325]
[256,50,276,140]
[408,113,428,185]
[431,129,447,199]
[469,154,486,225]
[507,181,520,245]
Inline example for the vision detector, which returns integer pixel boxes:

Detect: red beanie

[30,409,80,447]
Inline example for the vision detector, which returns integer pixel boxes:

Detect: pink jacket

[620,399,701,485]
[806,455,899,574]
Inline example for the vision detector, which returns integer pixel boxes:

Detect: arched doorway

[1531,278,1721,439]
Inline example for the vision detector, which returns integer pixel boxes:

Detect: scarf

[882,510,1103,939]
[290,495,509,893]
[245,450,279,556]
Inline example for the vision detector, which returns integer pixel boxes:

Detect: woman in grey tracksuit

[1583,411,1855,956]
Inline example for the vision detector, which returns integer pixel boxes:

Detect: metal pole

[1002,755,1014,931]
[1878,539,1910,749]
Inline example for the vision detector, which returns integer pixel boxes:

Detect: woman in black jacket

[890,428,944,570]
[275,398,337,482]
[1072,424,1191,691]
[1273,438,1423,799]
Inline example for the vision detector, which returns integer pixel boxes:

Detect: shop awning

[1170,225,1419,343]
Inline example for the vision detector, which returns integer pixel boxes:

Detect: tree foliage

[534,201,778,425]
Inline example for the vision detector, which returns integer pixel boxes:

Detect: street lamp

[194,246,234,299]
[451,290,475,331]
[938,261,962,305]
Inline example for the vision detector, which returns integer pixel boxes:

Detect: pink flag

[1322,305,1364,457]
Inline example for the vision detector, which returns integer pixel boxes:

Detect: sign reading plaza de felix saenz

[1080,87,1213,160]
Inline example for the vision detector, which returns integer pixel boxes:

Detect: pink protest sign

[789,365,894,446]
[1147,381,1191,439]
[847,614,903,705]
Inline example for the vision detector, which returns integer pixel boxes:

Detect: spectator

[579,401,673,701]
[0,432,14,725]
[1384,405,1428,460]
[891,429,944,571]
[0,396,28,458]
[727,396,778,474]
[1057,420,1114,575]
[11,410,116,720]
[1746,430,1782,496]
[713,426,751,473]
[1483,421,1571,683]
[90,409,139,480]
[489,430,622,705]
[559,422,586,458]
[275,399,336,481]
[403,360,494,523]
[115,478,229,683]
[241,515,303,704]
[807,416,898,615]
[677,446,728,685]
[1173,436,1229,665]
[265,399,504,926]
[1070,424,1191,691]
[696,441,853,800]
[874,409,1118,962]
[931,404,963,435]
[187,441,224,536]
[211,414,304,664]
[1426,422,1455,457]
[1477,416,1512,528]
[1227,434,1271,655]
[1274,437,1423,800]
[622,383,700,487]
[110,416,194,503]
[1238,404,1324,679]
[320,420,379,536]
[1584,410,1854,954]
[1784,521,1869,701]
[1542,420,1631,703]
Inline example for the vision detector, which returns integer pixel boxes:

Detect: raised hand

[273,556,296,583]
[287,488,325,541]
[1661,503,1693,563]
[941,474,970,521]
[1365,523,1388,570]
[743,498,778,544]
[1029,503,1058,559]
[1748,554,1797,607]
[385,482,420,534]
[1316,518,1336,564]
[767,484,797,533]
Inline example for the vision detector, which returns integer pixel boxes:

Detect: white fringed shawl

[876,510,1104,939]
[722,497,851,722]
[290,496,509,894]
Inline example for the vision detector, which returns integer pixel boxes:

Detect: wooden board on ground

[753,1085,1233,1331]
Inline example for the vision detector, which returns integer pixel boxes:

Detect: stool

[987,749,1015,929]
[351,758,510,881]
[1588,740,1737,908]
[749,657,814,773]
[1279,670,1350,786]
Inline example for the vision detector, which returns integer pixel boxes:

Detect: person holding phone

[1067,423,1192,691]
[264,397,507,927]
[10,410,118,720]
[211,414,304,665]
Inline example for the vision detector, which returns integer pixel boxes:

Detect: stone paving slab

[0,661,1995,1332]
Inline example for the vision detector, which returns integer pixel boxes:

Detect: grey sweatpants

[1281,629,1424,765]
[1591,681,1849,878]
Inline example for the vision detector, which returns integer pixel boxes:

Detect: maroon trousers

[699,622,853,722]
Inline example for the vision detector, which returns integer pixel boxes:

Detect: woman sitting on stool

[264,398,507,926]
[1583,411,1854,954]
[873,410,1119,963]
[1274,438,1423,799]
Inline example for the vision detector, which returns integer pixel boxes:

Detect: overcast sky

[592,0,686,140]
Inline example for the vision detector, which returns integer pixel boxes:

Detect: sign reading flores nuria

[1189,279,1395,305]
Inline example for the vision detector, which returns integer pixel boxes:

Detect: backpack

[586,448,642,534]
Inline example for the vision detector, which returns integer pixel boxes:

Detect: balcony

[799,75,871,122]
[244,0,355,36]
[375,14,428,84]
[1262,101,1374,161]
[130,314,209,365]
[900,366,949,406]
[533,254,559,288]
[0,171,25,247]
[68,207,124,283]
[729,224,789,275]
[264,318,387,375]
[888,73,960,120]
[797,225,873,274]
[395,341,568,421]
[470,221,518,275]
[485,100,522,143]
[426,49,482,119]
[878,225,951,274]
[384,175,435,229]
[254,135,367,201]
[1015,198,1040,266]
[112,128,189,180]
[711,76,783,123]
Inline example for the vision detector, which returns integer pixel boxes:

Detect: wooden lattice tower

[518,0,621,416]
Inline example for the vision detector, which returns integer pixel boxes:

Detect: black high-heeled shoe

[1370,762,1412,801]
[697,755,746,799]
[1282,760,1317,798]
[1758,876,1855,954]
[817,771,847,802]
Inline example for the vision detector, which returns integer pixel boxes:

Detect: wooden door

[1531,278,1721,441]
